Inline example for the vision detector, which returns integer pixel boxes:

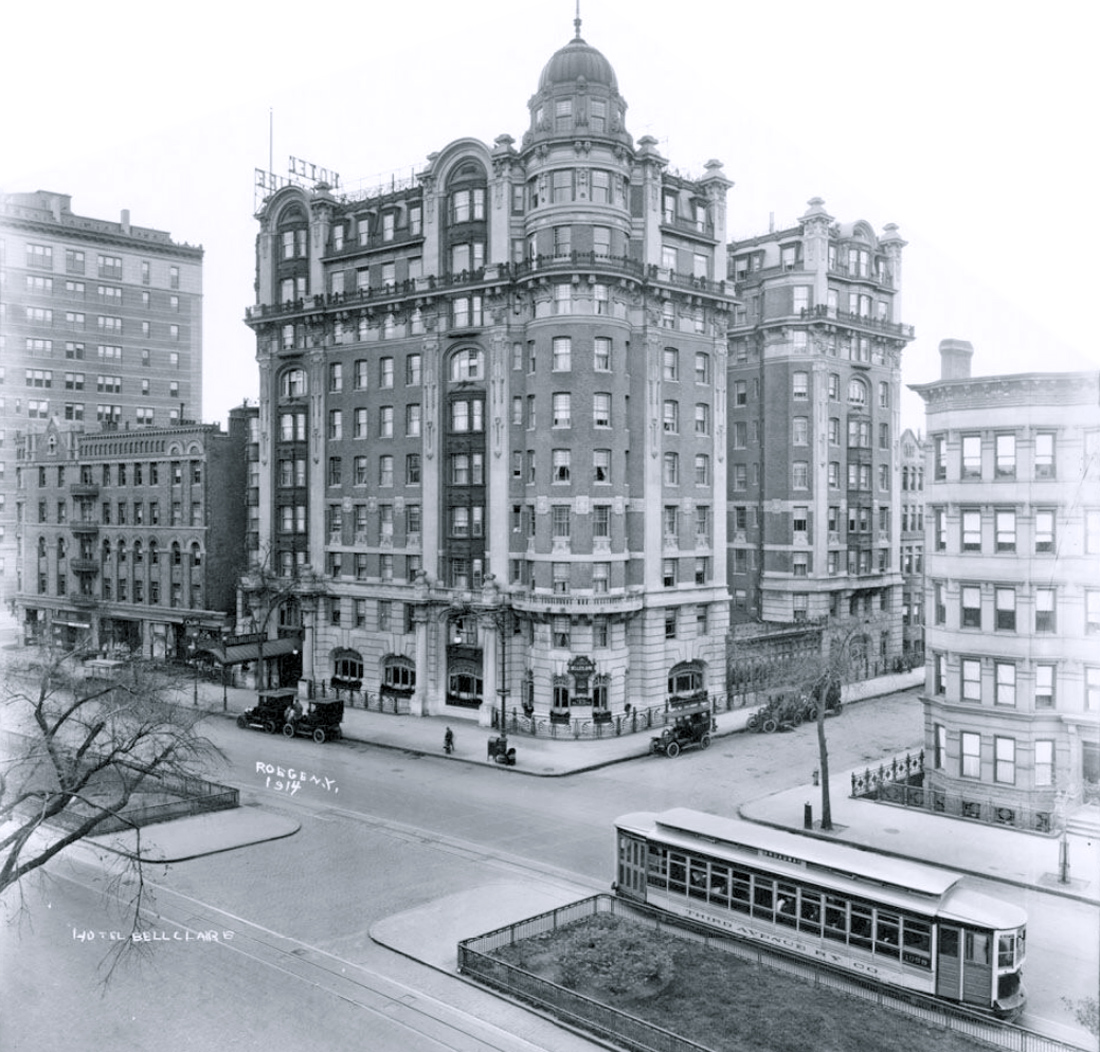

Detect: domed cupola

[524,14,631,152]
[538,34,618,92]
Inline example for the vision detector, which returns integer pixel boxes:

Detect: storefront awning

[198,637,302,667]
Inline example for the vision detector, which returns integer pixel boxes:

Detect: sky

[3,0,1096,436]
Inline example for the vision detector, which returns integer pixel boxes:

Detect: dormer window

[589,99,606,133]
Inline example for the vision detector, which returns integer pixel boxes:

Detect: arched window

[280,367,307,400]
[449,348,483,382]
[552,675,570,711]
[172,541,181,566]
[382,655,416,692]
[847,378,867,405]
[117,539,127,563]
[57,537,67,560]
[133,540,143,564]
[149,539,159,565]
[102,538,111,561]
[38,536,47,558]
[332,648,363,684]
[668,661,706,699]
[190,542,202,567]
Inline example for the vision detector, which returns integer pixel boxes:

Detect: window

[995,433,1016,478]
[664,608,678,639]
[552,505,571,539]
[961,434,981,478]
[792,417,808,445]
[552,562,570,594]
[1035,665,1055,709]
[993,510,1016,552]
[959,509,981,551]
[663,348,679,381]
[847,378,866,405]
[593,450,611,484]
[663,506,679,545]
[733,464,747,491]
[995,662,1016,707]
[1086,591,1100,635]
[663,401,679,434]
[328,409,342,440]
[994,737,1015,784]
[961,732,981,778]
[695,404,710,436]
[1034,509,1055,553]
[407,454,421,485]
[961,585,981,628]
[662,559,677,588]
[594,337,611,370]
[593,393,611,428]
[552,336,571,371]
[792,372,808,400]
[593,505,611,538]
[379,455,394,487]
[663,452,680,485]
[1034,432,1055,478]
[694,352,710,384]
[792,462,808,489]
[694,455,709,486]
[552,392,571,427]
[733,380,746,406]
[732,422,747,449]
[406,404,421,437]
[1035,740,1054,786]
[380,405,394,437]
[552,448,571,482]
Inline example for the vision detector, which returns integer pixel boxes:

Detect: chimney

[939,339,974,380]
[121,209,131,234]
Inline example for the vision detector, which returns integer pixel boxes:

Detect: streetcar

[613,808,1026,1019]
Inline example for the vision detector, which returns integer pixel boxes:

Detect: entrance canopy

[198,637,301,667]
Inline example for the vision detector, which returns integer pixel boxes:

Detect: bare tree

[0,645,223,954]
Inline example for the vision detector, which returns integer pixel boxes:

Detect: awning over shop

[198,637,301,667]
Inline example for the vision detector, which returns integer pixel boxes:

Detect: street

[3,690,1097,1050]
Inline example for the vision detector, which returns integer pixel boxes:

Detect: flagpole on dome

[574,0,582,40]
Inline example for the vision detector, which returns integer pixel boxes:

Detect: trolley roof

[620,808,960,899]
[617,808,1027,930]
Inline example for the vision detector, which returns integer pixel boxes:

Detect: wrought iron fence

[850,751,1059,835]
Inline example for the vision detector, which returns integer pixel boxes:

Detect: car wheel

[747,714,760,732]
[282,723,296,737]
[264,720,277,734]
[236,715,248,729]
[313,728,326,744]
[700,734,711,750]
[666,741,681,758]
[791,712,803,727]
[833,702,844,715]
[805,705,818,721]
[762,718,778,734]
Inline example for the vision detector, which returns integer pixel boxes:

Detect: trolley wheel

[312,728,327,744]
[264,720,278,735]
[236,714,248,729]
[666,741,681,758]
[282,723,296,737]
[700,734,711,750]
[762,718,778,734]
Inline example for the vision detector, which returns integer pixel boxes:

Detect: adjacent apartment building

[912,340,1100,825]
[726,197,914,673]
[899,427,926,664]
[0,191,204,605]
[244,23,734,724]
[16,414,247,658]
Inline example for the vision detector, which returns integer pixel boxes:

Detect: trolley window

[965,931,990,965]
[776,884,799,928]
[902,918,932,968]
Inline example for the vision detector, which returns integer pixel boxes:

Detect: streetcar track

[51,865,566,1052]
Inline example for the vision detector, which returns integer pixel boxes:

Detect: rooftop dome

[538,35,618,92]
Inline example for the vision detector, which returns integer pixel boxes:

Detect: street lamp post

[188,640,199,707]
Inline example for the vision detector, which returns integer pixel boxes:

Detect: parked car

[283,697,344,743]
[237,688,299,734]
[650,709,714,758]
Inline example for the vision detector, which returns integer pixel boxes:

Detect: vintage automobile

[282,697,345,743]
[236,688,299,734]
[650,709,714,758]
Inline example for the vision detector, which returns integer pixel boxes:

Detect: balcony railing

[70,482,99,497]
[71,558,99,574]
[799,304,914,339]
[70,521,100,535]
[510,589,645,615]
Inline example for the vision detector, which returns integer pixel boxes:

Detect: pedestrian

[444,727,455,754]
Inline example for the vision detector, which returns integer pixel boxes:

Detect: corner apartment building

[0,191,203,605]
[244,24,734,723]
[726,197,914,671]
[16,413,247,657]
[912,341,1100,824]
